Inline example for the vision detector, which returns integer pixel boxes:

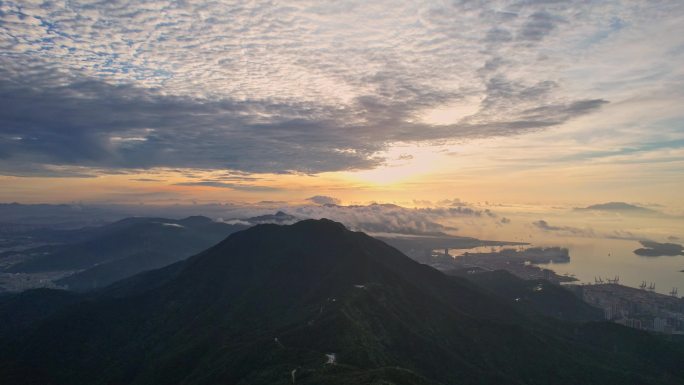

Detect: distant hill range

[3,216,248,291]
[574,202,659,214]
[244,210,299,224]
[0,202,123,228]
[0,220,682,385]
[1,209,498,293]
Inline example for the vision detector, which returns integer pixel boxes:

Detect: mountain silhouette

[0,219,682,385]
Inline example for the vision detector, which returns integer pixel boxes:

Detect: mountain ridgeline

[5,216,248,291]
[0,219,683,385]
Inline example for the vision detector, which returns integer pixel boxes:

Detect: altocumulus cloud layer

[1,1,680,176]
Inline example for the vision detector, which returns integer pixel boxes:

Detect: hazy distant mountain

[0,202,124,228]
[5,216,248,291]
[574,202,658,214]
[245,210,299,224]
[0,220,681,385]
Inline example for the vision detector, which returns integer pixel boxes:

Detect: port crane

[670,288,679,297]
[594,276,604,284]
[606,275,620,284]
[639,281,647,290]
[648,282,656,292]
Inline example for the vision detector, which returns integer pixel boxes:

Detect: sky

[1,0,684,213]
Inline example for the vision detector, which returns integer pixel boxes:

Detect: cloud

[438,198,468,207]
[532,219,596,237]
[606,230,642,241]
[0,0,623,177]
[130,178,164,182]
[286,203,458,236]
[419,206,492,218]
[485,28,513,43]
[260,199,502,236]
[532,219,649,241]
[0,71,609,176]
[219,219,252,226]
[174,181,280,192]
[0,162,98,178]
[518,11,561,42]
[2,198,499,237]
[306,195,341,205]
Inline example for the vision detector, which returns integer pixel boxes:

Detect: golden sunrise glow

[0,1,682,214]
[344,144,445,185]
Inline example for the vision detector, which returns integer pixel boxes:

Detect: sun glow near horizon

[0,0,683,213]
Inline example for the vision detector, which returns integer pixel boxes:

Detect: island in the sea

[634,240,684,257]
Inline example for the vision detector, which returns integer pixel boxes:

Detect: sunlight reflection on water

[445,238,683,296]
[534,238,683,296]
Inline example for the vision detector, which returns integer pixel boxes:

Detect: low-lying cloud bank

[1,199,501,238]
[306,196,341,205]
[2,199,680,244]
[531,219,657,241]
